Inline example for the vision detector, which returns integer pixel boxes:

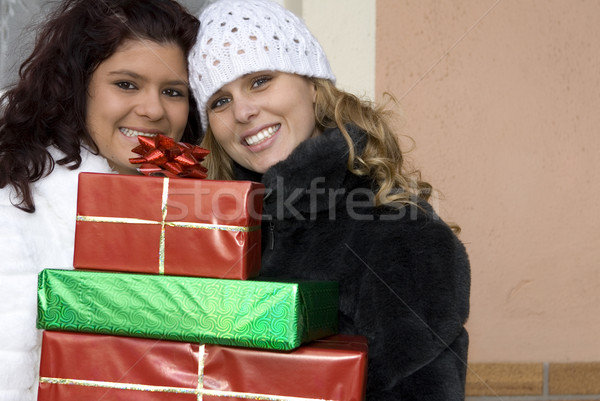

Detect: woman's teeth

[120,128,158,138]
[245,124,280,146]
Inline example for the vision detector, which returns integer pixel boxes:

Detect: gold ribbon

[77,177,260,274]
[39,345,336,400]
[38,377,333,400]
[40,344,333,400]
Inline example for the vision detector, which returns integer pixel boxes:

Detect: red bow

[129,134,210,179]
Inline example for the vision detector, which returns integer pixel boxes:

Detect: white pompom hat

[188,0,336,132]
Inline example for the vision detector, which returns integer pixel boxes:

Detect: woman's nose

[232,95,259,124]
[135,92,166,121]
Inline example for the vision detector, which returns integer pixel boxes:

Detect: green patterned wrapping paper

[37,269,338,350]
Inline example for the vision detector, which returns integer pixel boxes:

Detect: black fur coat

[234,126,470,400]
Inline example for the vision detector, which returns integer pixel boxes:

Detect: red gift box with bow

[73,171,264,279]
[38,331,368,401]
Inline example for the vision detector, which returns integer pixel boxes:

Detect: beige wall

[284,0,600,363]
[377,0,600,362]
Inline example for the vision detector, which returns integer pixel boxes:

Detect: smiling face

[86,39,190,174]
[207,71,319,174]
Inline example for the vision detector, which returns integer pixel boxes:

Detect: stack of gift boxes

[36,154,368,400]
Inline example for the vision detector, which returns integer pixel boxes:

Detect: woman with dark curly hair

[0,1,200,399]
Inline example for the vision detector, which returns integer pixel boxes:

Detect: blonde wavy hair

[201,77,434,203]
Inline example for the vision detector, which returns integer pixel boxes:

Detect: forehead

[95,39,188,80]
[109,39,181,60]
[212,70,314,94]
[219,70,273,88]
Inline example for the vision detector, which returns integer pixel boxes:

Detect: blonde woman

[189,0,470,399]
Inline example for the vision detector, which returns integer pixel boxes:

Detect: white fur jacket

[0,147,114,401]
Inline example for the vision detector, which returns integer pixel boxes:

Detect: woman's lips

[119,127,161,138]
[243,124,281,146]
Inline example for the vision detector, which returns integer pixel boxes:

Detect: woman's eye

[210,97,230,109]
[163,88,185,98]
[116,81,136,90]
[252,76,271,88]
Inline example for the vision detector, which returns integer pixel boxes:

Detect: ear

[311,82,317,103]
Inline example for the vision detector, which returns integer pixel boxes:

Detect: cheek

[208,115,230,144]
[85,100,104,144]
[296,103,317,139]
[172,104,190,140]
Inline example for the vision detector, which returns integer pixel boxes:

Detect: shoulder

[33,147,113,200]
[49,146,114,174]
[0,146,113,203]
[345,199,469,272]
[1,146,114,216]
[394,202,465,258]
[0,147,114,273]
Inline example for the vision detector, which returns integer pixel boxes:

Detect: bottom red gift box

[38,331,368,401]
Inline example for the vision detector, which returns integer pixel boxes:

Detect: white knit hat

[189,0,336,132]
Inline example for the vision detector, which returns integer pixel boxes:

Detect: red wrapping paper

[38,331,368,401]
[73,173,264,279]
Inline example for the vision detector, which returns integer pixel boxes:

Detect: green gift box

[37,269,338,350]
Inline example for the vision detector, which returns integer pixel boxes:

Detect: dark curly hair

[0,0,201,212]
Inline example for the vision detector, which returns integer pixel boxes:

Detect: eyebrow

[108,70,189,86]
